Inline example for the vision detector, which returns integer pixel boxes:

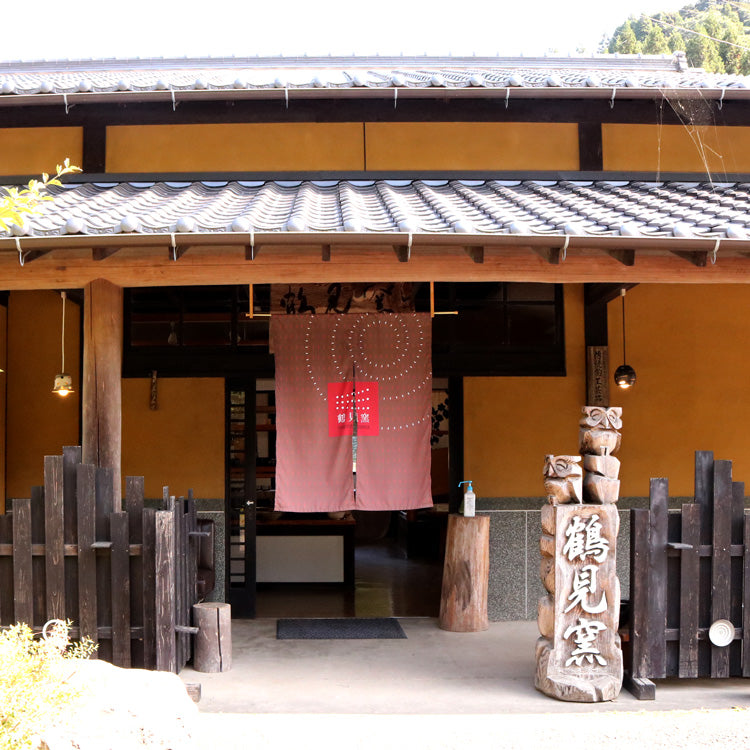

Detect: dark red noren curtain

[271,313,432,512]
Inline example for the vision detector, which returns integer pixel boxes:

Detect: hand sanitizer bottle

[458,481,476,517]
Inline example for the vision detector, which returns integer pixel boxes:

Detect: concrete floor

[181,618,750,716]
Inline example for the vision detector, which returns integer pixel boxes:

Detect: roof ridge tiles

[0,52,687,74]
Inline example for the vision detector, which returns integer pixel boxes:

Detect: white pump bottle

[458,480,476,517]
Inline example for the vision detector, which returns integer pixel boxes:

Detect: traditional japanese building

[1,51,750,623]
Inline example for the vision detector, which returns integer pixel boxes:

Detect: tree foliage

[607,1,750,74]
[0,159,80,233]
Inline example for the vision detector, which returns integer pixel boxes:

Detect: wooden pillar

[0,295,7,513]
[82,279,123,507]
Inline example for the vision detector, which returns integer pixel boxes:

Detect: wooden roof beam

[92,247,120,261]
[465,245,484,264]
[322,244,331,262]
[672,250,708,267]
[19,250,49,264]
[394,244,410,263]
[534,247,561,264]
[607,249,635,266]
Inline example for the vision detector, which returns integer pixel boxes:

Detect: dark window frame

[123,282,565,378]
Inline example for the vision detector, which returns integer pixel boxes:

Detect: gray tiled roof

[0,53,747,101]
[3,178,750,243]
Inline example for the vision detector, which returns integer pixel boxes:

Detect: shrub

[0,621,96,750]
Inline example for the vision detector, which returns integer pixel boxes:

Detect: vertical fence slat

[126,476,145,667]
[30,486,46,628]
[155,510,176,673]
[743,512,750,677]
[94,467,114,663]
[44,456,65,622]
[173,501,183,670]
[12,499,33,627]
[679,503,701,678]
[63,447,81,635]
[0,512,12,625]
[731,481,745,675]
[711,460,733,678]
[695,451,715,546]
[187,492,198,609]
[77,464,98,649]
[111,511,131,667]
[648,477,669,679]
[630,507,650,678]
[62,447,81,544]
[142,507,157,670]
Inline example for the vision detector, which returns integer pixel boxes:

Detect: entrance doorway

[225,377,454,619]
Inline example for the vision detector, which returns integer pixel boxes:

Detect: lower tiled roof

[3,177,750,243]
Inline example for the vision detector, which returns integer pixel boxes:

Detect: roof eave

[0,85,747,109]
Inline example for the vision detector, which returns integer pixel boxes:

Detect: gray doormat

[276,617,407,640]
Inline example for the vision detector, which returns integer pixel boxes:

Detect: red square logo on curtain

[328,381,379,436]
[355,381,379,436]
[328,382,354,436]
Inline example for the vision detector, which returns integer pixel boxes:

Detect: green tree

[610,20,642,53]
[0,159,80,232]
[668,29,687,51]
[606,2,750,74]
[685,24,726,71]
[644,25,671,53]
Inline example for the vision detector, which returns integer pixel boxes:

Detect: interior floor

[255,538,443,618]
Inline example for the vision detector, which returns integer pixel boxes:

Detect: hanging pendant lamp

[52,291,74,396]
[614,287,636,389]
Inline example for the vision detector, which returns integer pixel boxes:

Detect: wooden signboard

[536,504,622,702]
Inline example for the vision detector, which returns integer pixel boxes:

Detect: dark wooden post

[82,279,123,508]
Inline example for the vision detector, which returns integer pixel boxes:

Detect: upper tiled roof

[3,178,750,244]
[0,53,747,103]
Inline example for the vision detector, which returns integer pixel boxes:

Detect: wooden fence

[627,450,750,698]
[0,446,202,673]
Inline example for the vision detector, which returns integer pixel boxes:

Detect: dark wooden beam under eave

[322,244,331,262]
[394,244,411,263]
[82,122,107,174]
[92,247,120,261]
[578,122,603,172]
[672,250,708,267]
[607,249,635,266]
[534,247,561,264]
[465,246,484,264]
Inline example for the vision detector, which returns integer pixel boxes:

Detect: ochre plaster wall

[107,123,365,172]
[6,291,81,498]
[602,124,750,173]
[365,122,579,170]
[122,378,224,499]
[105,122,579,172]
[463,285,586,497]
[608,284,750,497]
[0,127,83,176]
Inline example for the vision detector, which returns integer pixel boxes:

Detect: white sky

[1,0,692,62]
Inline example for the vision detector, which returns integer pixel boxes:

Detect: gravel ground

[196,708,750,750]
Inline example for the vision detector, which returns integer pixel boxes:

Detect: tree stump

[193,602,232,673]
[439,514,489,632]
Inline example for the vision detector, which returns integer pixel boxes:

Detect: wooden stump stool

[193,602,232,673]
[439,514,489,632]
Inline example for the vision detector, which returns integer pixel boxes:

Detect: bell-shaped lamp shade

[614,363,637,389]
[52,373,74,397]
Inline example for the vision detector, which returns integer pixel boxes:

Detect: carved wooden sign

[536,504,622,701]
[537,405,624,702]
[586,346,609,407]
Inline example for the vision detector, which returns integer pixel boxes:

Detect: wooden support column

[82,279,123,507]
